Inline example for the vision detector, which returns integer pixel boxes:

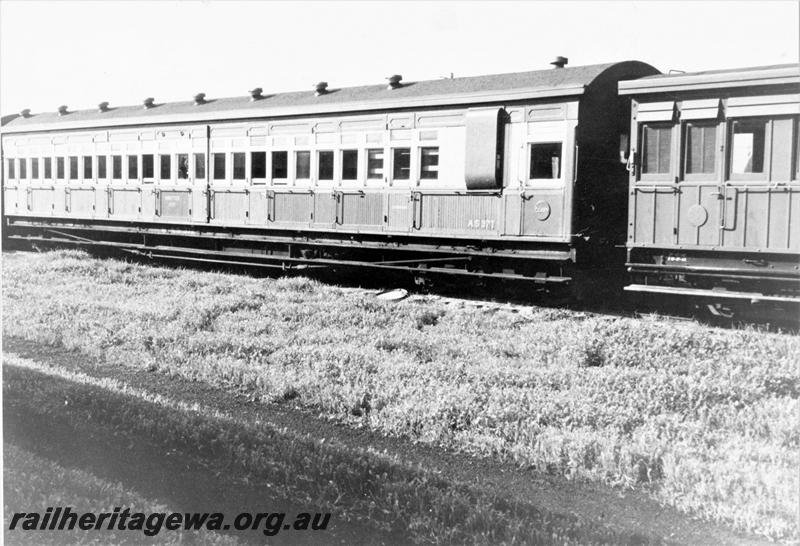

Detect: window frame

[317,150,334,182]
[176,153,190,182]
[341,149,359,182]
[141,154,155,183]
[97,155,107,181]
[271,150,289,184]
[19,157,28,180]
[111,155,123,181]
[638,122,676,182]
[159,154,172,182]
[726,117,770,182]
[68,156,79,181]
[126,155,139,182]
[391,147,411,183]
[56,157,66,181]
[526,141,564,184]
[232,152,246,182]
[194,153,206,182]
[681,120,720,182]
[295,150,311,181]
[366,148,385,181]
[419,146,440,181]
[212,153,227,181]
[250,151,267,184]
[82,155,93,182]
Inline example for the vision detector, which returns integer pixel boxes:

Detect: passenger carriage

[619,64,800,313]
[1,59,658,295]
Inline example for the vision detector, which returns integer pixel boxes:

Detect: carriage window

[177,154,189,179]
[83,156,93,180]
[342,149,358,180]
[112,156,122,179]
[98,156,107,179]
[295,151,310,179]
[233,152,246,180]
[684,122,717,175]
[142,154,154,180]
[194,153,206,179]
[213,153,226,180]
[318,151,334,180]
[272,151,287,179]
[19,158,27,179]
[6,159,14,179]
[251,152,266,180]
[367,149,384,179]
[420,147,439,180]
[392,148,410,180]
[641,123,672,175]
[127,155,138,180]
[69,156,78,180]
[160,155,171,180]
[730,118,766,175]
[529,143,561,179]
[32,158,40,179]
[57,158,65,180]
[44,157,52,179]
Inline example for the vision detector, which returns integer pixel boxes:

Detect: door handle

[721,187,737,231]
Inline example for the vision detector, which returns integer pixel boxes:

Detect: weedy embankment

[3,250,798,541]
[4,354,638,545]
[3,442,240,545]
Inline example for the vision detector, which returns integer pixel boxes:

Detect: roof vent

[550,56,568,69]
[193,93,206,105]
[387,74,403,90]
[98,101,110,112]
[143,97,155,109]
[19,108,32,118]
[249,87,264,101]
[57,105,69,116]
[314,82,328,96]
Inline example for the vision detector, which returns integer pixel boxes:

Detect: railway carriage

[1,60,658,297]
[619,64,800,313]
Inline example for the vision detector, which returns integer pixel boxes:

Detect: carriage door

[208,127,249,226]
[152,129,195,224]
[720,95,800,253]
[631,101,685,246]
[675,100,724,248]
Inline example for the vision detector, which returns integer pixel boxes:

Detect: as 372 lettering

[467,219,495,229]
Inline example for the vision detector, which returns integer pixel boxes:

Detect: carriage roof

[2,61,654,133]
[618,63,799,95]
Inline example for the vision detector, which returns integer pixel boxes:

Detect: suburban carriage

[0,59,658,298]
[619,64,800,314]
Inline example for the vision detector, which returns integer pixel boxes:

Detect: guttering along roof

[619,64,800,95]
[2,62,640,134]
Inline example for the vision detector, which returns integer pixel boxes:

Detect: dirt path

[4,402,401,545]
[3,337,768,545]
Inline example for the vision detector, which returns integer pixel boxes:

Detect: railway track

[6,237,798,332]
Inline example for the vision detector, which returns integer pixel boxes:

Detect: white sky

[1,1,798,115]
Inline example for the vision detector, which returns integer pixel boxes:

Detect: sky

[0,1,798,116]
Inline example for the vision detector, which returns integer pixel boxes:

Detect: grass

[4,354,628,545]
[3,250,799,541]
[3,442,240,545]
